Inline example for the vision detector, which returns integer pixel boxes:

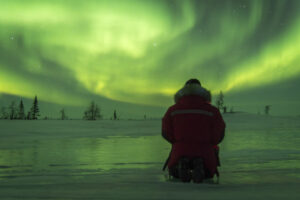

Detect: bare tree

[83,101,102,120]
[1,106,8,119]
[216,91,224,111]
[9,101,17,120]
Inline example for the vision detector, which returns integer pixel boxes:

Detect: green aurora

[1,0,300,115]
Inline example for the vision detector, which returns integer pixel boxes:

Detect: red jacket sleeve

[211,109,226,145]
[162,108,174,144]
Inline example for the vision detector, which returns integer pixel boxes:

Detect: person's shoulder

[163,104,177,116]
[167,104,178,112]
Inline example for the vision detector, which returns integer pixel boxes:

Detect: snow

[0,114,299,199]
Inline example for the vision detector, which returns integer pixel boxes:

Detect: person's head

[185,78,201,86]
[174,78,211,103]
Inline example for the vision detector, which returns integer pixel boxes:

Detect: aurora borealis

[1,0,300,116]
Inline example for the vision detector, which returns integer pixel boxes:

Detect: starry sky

[1,0,300,117]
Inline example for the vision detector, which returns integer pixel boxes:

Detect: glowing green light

[0,0,300,107]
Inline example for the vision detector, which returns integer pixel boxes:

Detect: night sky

[1,0,300,117]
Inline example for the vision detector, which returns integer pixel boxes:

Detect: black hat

[185,78,201,86]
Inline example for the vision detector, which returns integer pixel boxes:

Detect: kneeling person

[162,79,225,183]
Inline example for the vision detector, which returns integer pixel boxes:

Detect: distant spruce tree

[216,91,224,111]
[30,96,40,120]
[18,99,25,119]
[26,111,31,120]
[223,106,227,114]
[60,108,67,120]
[9,101,17,120]
[265,105,271,115]
[113,109,117,120]
[95,105,101,119]
[83,101,102,120]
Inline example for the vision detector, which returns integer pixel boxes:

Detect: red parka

[162,85,225,177]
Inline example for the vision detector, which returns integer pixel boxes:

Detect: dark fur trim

[174,83,211,103]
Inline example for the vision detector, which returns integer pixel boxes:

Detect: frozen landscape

[1,0,300,199]
[0,113,299,200]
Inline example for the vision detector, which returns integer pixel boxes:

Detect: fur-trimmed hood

[174,83,211,103]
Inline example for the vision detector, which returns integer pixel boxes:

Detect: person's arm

[211,108,226,145]
[162,108,174,144]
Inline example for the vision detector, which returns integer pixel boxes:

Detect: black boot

[178,157,192,183]
[192,157,205,183]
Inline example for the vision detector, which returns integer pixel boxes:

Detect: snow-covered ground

[0,114,299,199]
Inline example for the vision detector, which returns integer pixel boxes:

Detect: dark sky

[0,0,300,117]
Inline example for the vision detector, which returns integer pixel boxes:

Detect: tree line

[215,91,271,115]
[0,96,39,120]
[0,97,122,120]
[0,93,271,120]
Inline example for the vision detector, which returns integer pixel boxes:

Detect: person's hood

[174,83,211,103]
